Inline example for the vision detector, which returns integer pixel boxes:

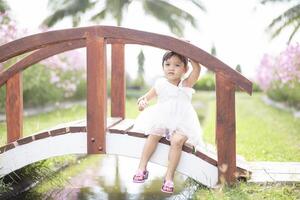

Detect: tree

[43,0,206,37]
[136,50,145,87]
[210,43,217,56]
[261,0,300,43]
[0,0,9,13]
[235,64,242,73]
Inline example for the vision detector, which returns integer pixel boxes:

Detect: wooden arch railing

[0,26,252,185]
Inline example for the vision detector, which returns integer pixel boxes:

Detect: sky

[7,0,299,83]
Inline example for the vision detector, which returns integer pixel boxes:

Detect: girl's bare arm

[138,87,157,102]
[137,87,157,111]
[182,59,201,88]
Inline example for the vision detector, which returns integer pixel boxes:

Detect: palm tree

[261,0,300,43]
[43,0,206,37]
[0,0,9,13]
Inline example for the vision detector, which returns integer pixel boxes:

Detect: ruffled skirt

[133,102,203,146]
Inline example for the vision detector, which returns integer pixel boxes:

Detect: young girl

[132,51,203,194]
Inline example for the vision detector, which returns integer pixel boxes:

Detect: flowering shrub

[41,50,86,98]
[0,13,86,109]
[256,43,300,109]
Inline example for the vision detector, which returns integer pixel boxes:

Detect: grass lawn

[0,91,299,199]
[193,91,300,162]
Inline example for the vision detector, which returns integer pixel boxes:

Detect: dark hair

[162,51,188,68]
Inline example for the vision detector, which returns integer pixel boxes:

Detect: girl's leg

[137,134,163,171]
[165,132,187,181]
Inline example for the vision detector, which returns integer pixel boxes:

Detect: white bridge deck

[1,118,297,187]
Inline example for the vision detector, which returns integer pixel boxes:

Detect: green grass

[193,91,300,161]
[193,182,300,200]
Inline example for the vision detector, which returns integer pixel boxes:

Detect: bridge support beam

[111,43,125,119]
[216,74,237,185]
[6,73,23,143]
[86,35,107,154]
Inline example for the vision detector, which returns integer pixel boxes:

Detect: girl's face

[163,55,187,82]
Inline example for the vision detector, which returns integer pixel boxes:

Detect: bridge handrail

[0,26,252,94]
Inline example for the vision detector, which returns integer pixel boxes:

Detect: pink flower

[256,43,300,91]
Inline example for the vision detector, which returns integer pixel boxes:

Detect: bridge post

[86,34,107,154]
[6,73,23,143]
[111,43,125,119]
[215,74,237,185]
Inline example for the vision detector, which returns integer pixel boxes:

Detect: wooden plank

[86,34,107,154]
[0,143,16,154]
[250,162,300,174]
[111,43,126,119]
[215,74,237,185]
[17,135,34,145]
[107,117,123,128]
[6,73,23,143]
[249,163,300,183]
[34,131,50,141]
[50,128,70,136]
[109,119,135,134]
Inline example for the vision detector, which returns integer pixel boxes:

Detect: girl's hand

[137,97,148,111]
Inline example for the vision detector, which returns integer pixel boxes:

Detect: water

[19,155,198,200]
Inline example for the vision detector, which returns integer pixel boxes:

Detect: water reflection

[21,155,198,199]
[68,155,191,200]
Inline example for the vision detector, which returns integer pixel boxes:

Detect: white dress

[133,77,203,146]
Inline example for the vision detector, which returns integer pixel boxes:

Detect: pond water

[18,155,199,200]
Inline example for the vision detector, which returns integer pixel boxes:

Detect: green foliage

[210,44,217,56]
[0,64,87,110]
[266,80,300,109]
[0,0,9,13]
[72,78,86,100]
[260,1,300,43]
[252,82,262,92]
[23,64,64,107]
[0,87,5,113]
[194,73,215,91]
[136,50,146,88]
[130,77,146,90]
[235,64,242,73]
[126,88,148,99]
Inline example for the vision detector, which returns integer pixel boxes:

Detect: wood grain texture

[0,26,252,94]
[86,34,107,154]
[111,43,126,118]
[216,74,237,185]
[6,73,23,143]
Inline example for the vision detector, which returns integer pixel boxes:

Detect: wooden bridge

[0,26,253,188]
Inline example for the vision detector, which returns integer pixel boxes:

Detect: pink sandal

[133,170,149,183]
[161,180,174,194]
